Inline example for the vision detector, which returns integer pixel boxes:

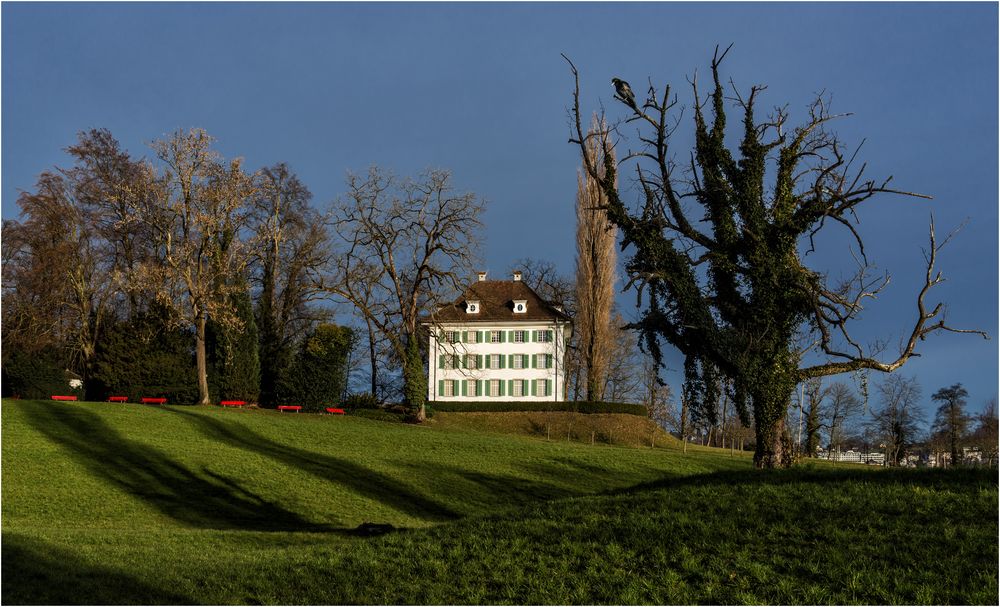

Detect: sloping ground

[429,410,715,452]
[2,399,996,605]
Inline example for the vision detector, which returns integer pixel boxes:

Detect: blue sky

[3,2,997,420]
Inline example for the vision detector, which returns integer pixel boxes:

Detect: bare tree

[323,167,484,420]
[249,163,332,406]
[575,116,619,402]
[869,375,925,466]
[142,129,257,405]
[823,381,863,455]
[801,378,830,457]
[969,399,998,467]
[563,50,987,468]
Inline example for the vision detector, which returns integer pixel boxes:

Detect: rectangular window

[449,354,460,369]
[466,354,478,369]
[537,330,550,343]
[535,379,547,397]
[512,379,524,397]
[512,354,522,369]
[443,380,455,397]
[491,330,502,343]
[490,354,502,369]
[490,379,501,397]
[514,330,525,343]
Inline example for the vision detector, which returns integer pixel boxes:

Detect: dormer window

[513,299,527,314]
[466,300,480,314]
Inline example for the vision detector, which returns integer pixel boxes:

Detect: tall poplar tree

[575,117,618,402]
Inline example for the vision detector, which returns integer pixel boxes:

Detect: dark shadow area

[166,408,458,523]
[21,403,331,532]
[2,533,194,605]
[615,464,999,496]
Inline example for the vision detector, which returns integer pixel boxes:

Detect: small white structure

[422,270,572,401]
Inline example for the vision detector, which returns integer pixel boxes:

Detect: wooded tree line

[1,128,481,410]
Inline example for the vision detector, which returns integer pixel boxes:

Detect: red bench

[277,405,302,413]
[326,407,345,415]
[108,396,129,403]
[51,395,78,401]
[220,400,246,408]
[141,397,167,405]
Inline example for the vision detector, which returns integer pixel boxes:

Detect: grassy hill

[3,399,996,604]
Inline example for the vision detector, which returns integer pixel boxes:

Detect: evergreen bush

[207,285,261,403]
[90,304,199,403]
[1,347,80,400]
[276,324,354,411]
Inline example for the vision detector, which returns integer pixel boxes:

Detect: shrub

[427,400,648,416]
[1,347,81,400]
[343,392,379,410]
[350,408,405,423]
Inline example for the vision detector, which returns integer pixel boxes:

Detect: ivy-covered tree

[564,48,987,468]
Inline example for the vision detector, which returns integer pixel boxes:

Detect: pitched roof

[424,279,571,324]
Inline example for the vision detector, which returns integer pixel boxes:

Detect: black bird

[611,77,636,108]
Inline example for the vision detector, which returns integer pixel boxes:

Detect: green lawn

[2,399,996,605]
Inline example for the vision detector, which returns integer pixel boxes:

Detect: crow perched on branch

[611,77,636,108]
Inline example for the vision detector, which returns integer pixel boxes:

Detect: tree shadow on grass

[165,408,458,523]
[21,403,330,532]
[2,533,194,605]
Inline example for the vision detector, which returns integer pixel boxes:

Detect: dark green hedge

[427,400,648,416]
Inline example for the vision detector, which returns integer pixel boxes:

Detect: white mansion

[423,271,573,401]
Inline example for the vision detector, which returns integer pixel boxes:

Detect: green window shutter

[507,330,514,342]
[547,330,554,342]
[485,355,491,369]
[546,354,553,369]
[474,380,480,397]
[499,380,505,397]
[500,330,506,343]
[438,355,444,369]
[461,380,468,397]
[532,354,537,369]
[438,379,444,397]
[546,379,552,397]
[477,354,483,369]
[507,379,513,397]
[531,379,537,396]
[500,355,506,369]
[461,331,467,343]
[532,330,537,342]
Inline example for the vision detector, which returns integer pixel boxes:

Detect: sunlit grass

[2,399,996,604]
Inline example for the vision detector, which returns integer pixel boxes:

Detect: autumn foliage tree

[564,48,987,468]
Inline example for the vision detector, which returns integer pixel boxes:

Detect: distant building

[422,270,572,401]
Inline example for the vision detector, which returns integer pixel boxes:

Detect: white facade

[427,321,571,401]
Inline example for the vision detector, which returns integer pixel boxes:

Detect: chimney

[477,271,488,282]
[512,271,522,282]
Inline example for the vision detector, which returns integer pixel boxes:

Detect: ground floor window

[535,378,548,397]
[490,379,501,397]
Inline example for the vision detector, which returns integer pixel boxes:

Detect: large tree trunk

[195,311,211,405]
[754,415,791,468]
